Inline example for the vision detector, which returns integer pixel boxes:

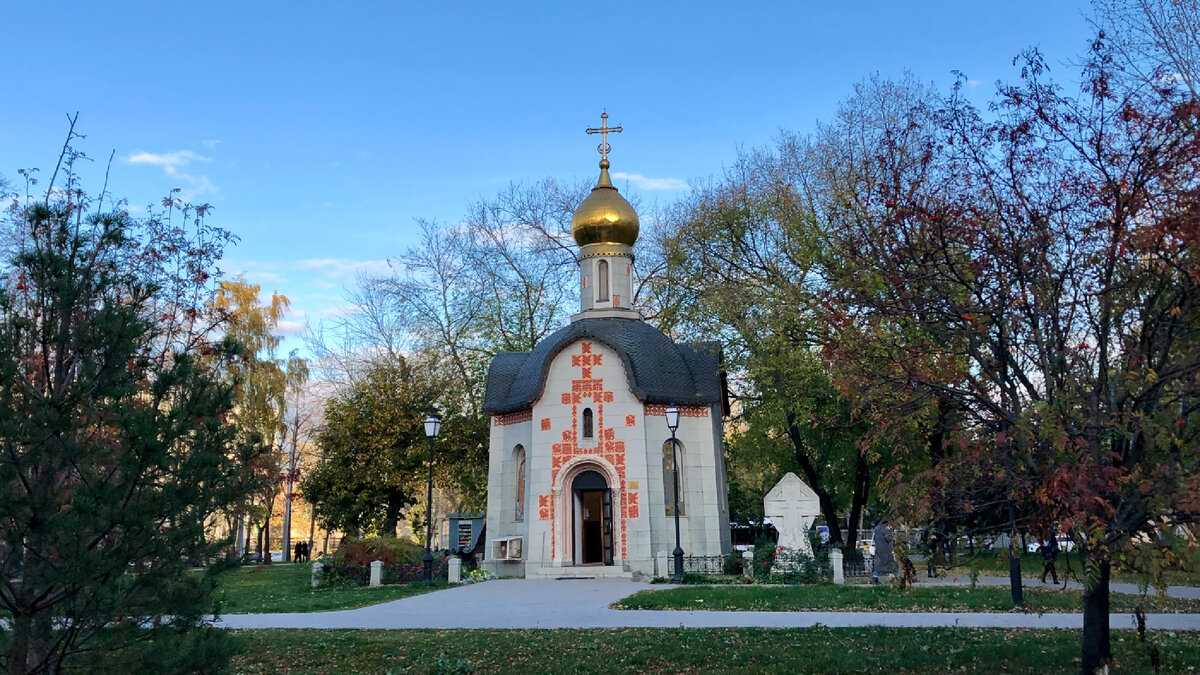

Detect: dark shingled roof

[482,317,722,415]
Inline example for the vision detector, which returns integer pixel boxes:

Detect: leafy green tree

[664,76,940,549]
[0,127,258,673]
[302,357,435,535]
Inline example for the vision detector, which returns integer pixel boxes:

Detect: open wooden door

[602,488,614,566]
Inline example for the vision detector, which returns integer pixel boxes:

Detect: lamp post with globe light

[665,405,683,582]
[422,414,441,584]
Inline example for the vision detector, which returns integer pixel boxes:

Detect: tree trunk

[843,449,871,551]
[383,498,402,538]
[282,493,293,563]
[1007,503,1023,605]
[10,614,30,675]
[233,514,245,558]
[308,505,317,555]
[1081,551,1112,674]
[784,414,844,545]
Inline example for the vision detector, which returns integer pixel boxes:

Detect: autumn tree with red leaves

[821,36,1200,674]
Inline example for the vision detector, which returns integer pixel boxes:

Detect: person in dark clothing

[294,541,304,564]
[302,541,310,562]
[1039,538,1059,584]
[926,532,939,578]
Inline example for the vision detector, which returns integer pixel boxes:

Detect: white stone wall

[483,418,531,577]
[642,404,730,562]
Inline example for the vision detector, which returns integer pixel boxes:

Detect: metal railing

[682,554,737,575]
[843,554,873,578]
[323,559,448,586]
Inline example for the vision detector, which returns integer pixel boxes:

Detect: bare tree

[1093,0,1200,97]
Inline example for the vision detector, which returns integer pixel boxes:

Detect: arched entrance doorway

[572,470,613,565]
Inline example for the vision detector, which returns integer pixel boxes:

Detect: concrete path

[214,578,1200,631]
[916,573,1200,600]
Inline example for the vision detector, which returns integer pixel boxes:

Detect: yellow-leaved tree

[211,277,290,562]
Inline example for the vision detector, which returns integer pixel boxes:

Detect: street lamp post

[665,405,683,583]
[422,414,442,585]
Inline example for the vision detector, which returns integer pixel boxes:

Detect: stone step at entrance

[527,564,634,580]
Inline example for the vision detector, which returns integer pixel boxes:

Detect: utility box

[448,513,486,556]
[492,536,523,561]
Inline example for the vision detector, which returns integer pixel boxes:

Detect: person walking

[294,541,304,564]
[1039,538,1059,584]
[926,531,939,578]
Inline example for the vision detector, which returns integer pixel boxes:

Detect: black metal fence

[682,554,739,575]
[843,554,873,578]
[323,559,449,586]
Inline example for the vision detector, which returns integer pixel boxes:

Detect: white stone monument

[763,472,821,559]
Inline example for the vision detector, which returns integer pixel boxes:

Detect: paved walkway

[215,578,1200,631]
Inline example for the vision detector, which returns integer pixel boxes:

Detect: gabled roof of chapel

[481,317,722,415]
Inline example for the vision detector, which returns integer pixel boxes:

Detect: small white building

[481,133,731,577]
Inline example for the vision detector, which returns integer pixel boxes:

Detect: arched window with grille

[513,445,526,521]
[582,408,594,439]
[663,439,684,516]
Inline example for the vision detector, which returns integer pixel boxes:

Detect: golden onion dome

[571,158,639,247]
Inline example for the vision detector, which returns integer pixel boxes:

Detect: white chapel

[481,115,731,577]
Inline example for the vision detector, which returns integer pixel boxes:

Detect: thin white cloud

[276,319,308,336]
[201,139,221,149]
[126,150,210,169]
[611,172,689,191]
[296,258,393,280]
[967,79,983,88]
[125,149,217,201]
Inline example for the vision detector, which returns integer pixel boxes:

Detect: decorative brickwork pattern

[538,494,552,521]
[540,417,551,431]
[643,404,709,418]
[625,414,636,427]
[624,491,639,519]
[547,341,636,560]
[494,409,533,426]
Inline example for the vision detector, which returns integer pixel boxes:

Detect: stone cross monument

[763,472,821,558]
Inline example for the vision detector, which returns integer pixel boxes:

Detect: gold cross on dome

[585,112,623,161]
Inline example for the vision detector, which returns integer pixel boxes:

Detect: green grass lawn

[215,563,447,614]
[613,584,1200,613]
[229,627,1200,674]
[942,549,1200,587]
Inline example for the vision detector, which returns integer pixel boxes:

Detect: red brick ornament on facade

[537,342,639,560]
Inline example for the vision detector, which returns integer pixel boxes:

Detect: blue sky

[2,2,1095,347]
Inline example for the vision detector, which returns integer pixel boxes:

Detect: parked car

[1027,535,1076,553]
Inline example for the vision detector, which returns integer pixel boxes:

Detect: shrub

[335,536,426,566]
[775,547,831,584]
[752,536,777,581]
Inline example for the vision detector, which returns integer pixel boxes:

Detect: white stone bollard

[742,550,754,580]
[369,560,384,587]
[448,556,462,584]
[830,548,845,585]
[311,561,324,588]
[656,551,669,578]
